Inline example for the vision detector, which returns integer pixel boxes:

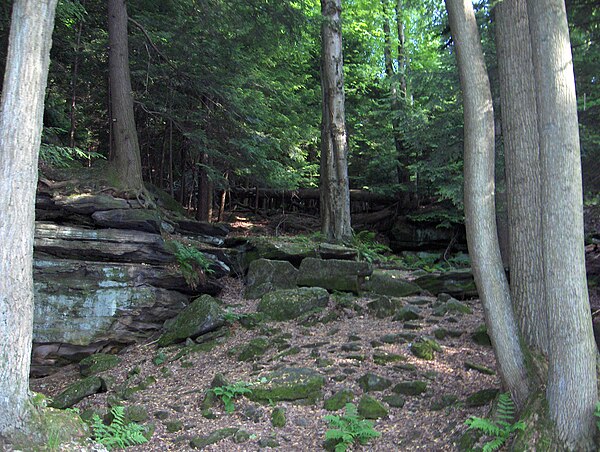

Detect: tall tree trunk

[445,0,531,408]
[0,0,57,435]
[108,0,144,192]
[69,2,85,148]
[495,0,547,355]
[320,0,352,243]
[527,0,598,447]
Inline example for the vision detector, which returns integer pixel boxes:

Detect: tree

[0,0,57,436]
[444,0,531,408]
[526,0,597,446]
[448,0,598,447]
[320,0,352,243]
[108,0,144,193]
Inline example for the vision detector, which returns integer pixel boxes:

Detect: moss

[357,373,393,392]
[392,381,428,396]
[258,287,329,321]
[249,368,325,404]
[410,337,442,360]
[465,388,499,407]
[238,337,270,362]
[357,395,389,419]
[190,427,239,449]
[373,353,407,365]
[49,376,103,409]
[324,389,355,411]
[79,353,121,377]
[271,407,286,427]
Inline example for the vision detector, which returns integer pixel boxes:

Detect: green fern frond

[465,417,503,436]
[90,406,149,450]
[324,403,381,451]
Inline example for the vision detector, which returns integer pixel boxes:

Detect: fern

[351,231,391,263]
[167,240,214,288]
[91,406,149,450]
[465,393,525,452]
[595,402,600,432]
[211,382,253,414]
[324,403,381,451]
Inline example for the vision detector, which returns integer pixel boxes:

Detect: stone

[341,342,361,352]
[91,208,163,233]
[165,420,183,433]
[318,243,358,260]
[362,270,421,297]
[464,361,495,375]
[382,394,406,408]
[233,429,251,443]
[366,295,404,318]
[410,337,442,360]
[271,407,286,427]
[465,388,499,407]
[154,411,169,420]
[53,193,131,214]
[249,367,325,404]
[49,376,103,409]
[245,258,298,299]
[357,395,389,419]
[124,405,149,423]
[393,306,422,322]
[242,236,318,268]
[324,389,355,411]
[257,287,329,321]
[297,258,372,293]
[414,269,477,298]
[238,337,270,362]
[392,381,428,396]
[430,394,458,411]
[158,295,225,346]
[190,428,239,449]
[373,353,407,365]
[79,353,121,377]
[241,406,265,423]
[471,324,492,346]
[258,437,280,448]
[357,373,393,392]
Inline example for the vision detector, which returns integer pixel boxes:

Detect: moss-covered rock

[324,389,355,411]
[471,324,492,346]
[366,295,404,318]
[297,258,372,293]
[357,373,393,392]
[245,258,299,299]
[243,236,318,268]
[124,405,149,423]
[233,429,251,443]
[49,376,103,409]
[382,394,406,408]
[357,395,389,419]
[257,287,329,321]
[465,388,499,407]
[238,337,270,361]
[271,407,286,427]
[158,294,225,346]
[79,353,121,377]
[249,367,325,404]
[414,269,477,298]
[362,269,421,297]
[410,336,442,360]
[9,404,90,451]
[190,427,239,449]
[373,352,407,365]
[392,380,428,396]
[464,361,495,375]
[165,420,183,433]
[430,394,458,411]
[393,305,422,322]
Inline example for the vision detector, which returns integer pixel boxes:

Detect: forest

[0,0,599,450]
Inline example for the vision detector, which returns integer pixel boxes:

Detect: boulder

[297,258,372,293]
[324,389,354,411]
[357,395,388,419]
[258,287,329,321]
[79,353,121,377]
[414,269,478,298]
[53,193,132,214]
[318,243,358,260]
[392,381,428,396]
[362,270,421,297]
[49,376,103,409]
[245,259,298,299]
[157,295,225,346]
[410,337,442,360]
[357,373,393,392]
[242,236,318,267]
[366,295,404,319]
[249,368,325,403]
[91,208,164,233]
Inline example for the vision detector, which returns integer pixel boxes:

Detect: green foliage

[351,231,391,263]
[40,142,105,169]
[398,252,470,272]
[167,240,214,288]
[465,393,526,452]
[90,406,149,450]
[223,308,249,324]
[324,403,381,452]
[211,382,253,414]
[594,402,600,432]
[152,351,166,366]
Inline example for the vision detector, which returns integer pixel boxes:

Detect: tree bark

[495,0,547,355]
[0,0,57,435]
[320,0,352,243]
[108,0,144,192]
[527,0,598,447]
[445,0,531,407]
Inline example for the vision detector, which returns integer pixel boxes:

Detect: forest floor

[31,280,500,451]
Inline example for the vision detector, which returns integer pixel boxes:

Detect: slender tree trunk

[0,0,57,435]
[320,0,352,243]
[495,0,547,355]
[69,3,84,148]
[445,0,531,408]
[527,0,598,447]
[108,0,144,192]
